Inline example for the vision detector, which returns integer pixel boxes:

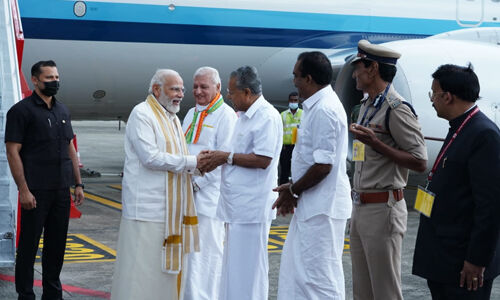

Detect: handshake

[196,150,229,174]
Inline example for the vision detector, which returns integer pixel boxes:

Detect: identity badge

[414,186,435,217]
[352,140,365,162]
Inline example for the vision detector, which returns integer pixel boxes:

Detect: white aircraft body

[17,0,500,121]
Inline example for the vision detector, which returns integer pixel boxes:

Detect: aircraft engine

[332,34,500,179]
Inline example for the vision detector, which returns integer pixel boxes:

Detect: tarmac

[0,120,499,299]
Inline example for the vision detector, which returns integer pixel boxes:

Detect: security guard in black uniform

[5,60,84,300]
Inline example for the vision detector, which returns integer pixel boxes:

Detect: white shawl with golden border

[146,95,200,275]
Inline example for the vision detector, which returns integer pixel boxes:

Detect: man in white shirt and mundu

[182,67,237,300]
[274,51,352,299]
[111,69,211,300]
[202,66,283,300]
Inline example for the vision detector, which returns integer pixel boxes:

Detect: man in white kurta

[204,66,283,300]
[182,67,237,300]
[111,69,207,300]
[274,52,352,299]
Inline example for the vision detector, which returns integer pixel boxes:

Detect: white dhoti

[219,222,272,300]
[184,214,224,300]
[111,218,184,300]
[277,214,347,300]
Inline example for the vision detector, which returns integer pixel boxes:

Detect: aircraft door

[456,0,485,27]
[0,0,22,267]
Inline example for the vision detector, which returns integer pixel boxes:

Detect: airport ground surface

[0,121,498,299]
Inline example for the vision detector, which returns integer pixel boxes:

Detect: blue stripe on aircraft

[18,0,499,35]
[20,17,426,48]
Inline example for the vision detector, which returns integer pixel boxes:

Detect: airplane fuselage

[18,0,500,119]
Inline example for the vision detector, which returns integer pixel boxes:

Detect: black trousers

[279,145,294,185]
[427,279,494,300]
[15,189,71,300]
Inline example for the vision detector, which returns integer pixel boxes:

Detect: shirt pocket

[196,124,215,146]
[31,114,57,142]
[60,116,74,140]
[295,127,311,154]
[234,130,252,153]
[364,126,387,160]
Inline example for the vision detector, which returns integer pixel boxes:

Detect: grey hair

[230,66,262,95]
[148,69,180,94]
[193,66,221,85]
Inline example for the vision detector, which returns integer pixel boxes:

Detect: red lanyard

[427,106,479,183]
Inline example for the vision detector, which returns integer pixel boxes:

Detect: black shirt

[5,91,75,190]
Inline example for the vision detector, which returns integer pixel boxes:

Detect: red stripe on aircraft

[0,274,110,299]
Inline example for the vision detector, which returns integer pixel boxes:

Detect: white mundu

[278,85,352,300]
[112,95,199,300]
[217,95,283,300]
[182,99,237,300]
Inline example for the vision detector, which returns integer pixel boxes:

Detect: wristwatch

[226,152,234,165]
[75,183,85,189]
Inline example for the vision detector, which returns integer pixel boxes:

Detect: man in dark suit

[413,64,500,300]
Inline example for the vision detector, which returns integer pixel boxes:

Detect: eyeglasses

[168,86,185,93]
[428,91,447,100]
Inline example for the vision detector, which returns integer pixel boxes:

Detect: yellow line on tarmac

[60,259,116,264]
[71,188,122,210]
[86,193,122,210]
[268,237,285,246]
[74,233,117,256]
[108,184,122,191]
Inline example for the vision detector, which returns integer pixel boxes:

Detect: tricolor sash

[184,93,224,144]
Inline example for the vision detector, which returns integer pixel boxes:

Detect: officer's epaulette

[384,96,418,136]
[386,95,402,109]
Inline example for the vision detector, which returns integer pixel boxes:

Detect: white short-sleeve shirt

[291,86,352,221]
[217,96,283,223]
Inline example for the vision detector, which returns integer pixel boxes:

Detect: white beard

[158,93,181,114]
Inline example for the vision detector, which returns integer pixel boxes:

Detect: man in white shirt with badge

[273,51,352,299]
[111,69,210,300]
[182,66,237,300]
[201,66,283,300]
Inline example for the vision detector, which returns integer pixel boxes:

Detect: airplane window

[73,1,86,17]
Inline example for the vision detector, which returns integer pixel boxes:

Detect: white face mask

[158,89,181,114]
[289,102,299,110]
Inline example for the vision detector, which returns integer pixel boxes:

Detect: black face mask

[40,80,59,96]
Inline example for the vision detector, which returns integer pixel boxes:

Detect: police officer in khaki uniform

[349,40,428,300]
